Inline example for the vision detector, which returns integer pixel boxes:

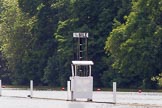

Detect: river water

[0,88,162,108]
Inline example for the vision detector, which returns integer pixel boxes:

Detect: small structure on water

[67,33,94,101]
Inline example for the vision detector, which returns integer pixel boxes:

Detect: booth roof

[72,61,94,65]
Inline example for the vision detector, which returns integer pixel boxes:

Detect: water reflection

[68,102,85,108]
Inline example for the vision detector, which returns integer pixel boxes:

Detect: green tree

[105,0,162,89]
[0,0,140,87]
[18,0,41,16]
[17,0,69,86]
[55,0,132,87]
[0,0,35,85]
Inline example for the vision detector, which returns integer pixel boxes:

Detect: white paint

[30,80,33,98]
[113,82,117,104]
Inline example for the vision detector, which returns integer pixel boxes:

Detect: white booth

[68,60,94,101]
[67,32,94,101]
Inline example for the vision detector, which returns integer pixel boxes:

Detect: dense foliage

[105,0,162,88]
[0,0,161,89]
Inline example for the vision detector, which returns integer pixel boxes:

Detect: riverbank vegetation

[0,0,162,89]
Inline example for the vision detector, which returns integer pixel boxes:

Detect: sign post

[30,80,33,98]
[0,80,2,96]
[113,82,117,104]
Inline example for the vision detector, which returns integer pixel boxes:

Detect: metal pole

[75,65,77,76]
[89,65,91,76]
[86,37,88,60]
[67,81,71,100]
[71,64,74,76]
[77,37,80,60]
[73,37,75,60]
[113,82,117,104]
[30,80,33,98]
[0,80,2,96]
